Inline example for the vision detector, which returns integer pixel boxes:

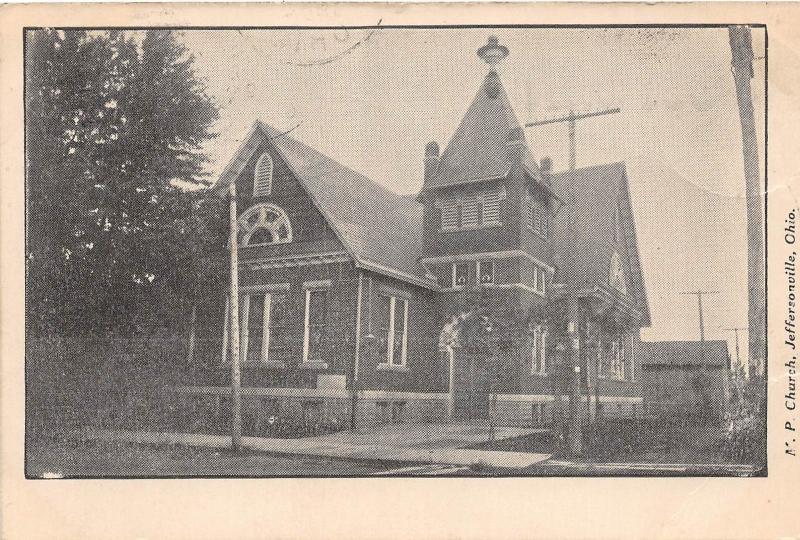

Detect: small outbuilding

[638,340,731,419]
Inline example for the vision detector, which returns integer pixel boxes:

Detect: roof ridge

[252,120,434,290]
[256,120,421,207]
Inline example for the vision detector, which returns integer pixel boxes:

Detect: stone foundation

[175,387,640,429]
[491,395,643,426]
[174,386,449,428]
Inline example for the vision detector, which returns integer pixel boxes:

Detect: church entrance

[452,347,491,420]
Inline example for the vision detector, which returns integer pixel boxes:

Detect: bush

[722,383,766,465]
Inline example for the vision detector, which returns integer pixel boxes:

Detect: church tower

[419,37,560,315]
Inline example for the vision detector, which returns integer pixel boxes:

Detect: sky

[180,27,766,371]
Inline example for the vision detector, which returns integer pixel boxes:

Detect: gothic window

[254,152,273,197]
[238,203,292,247]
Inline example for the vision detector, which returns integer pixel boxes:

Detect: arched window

[253,152,273,197]
[239,203,292,247]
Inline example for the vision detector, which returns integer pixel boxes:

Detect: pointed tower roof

[424,37,542,190]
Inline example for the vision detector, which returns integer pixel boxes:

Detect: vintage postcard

[1,2,798,539]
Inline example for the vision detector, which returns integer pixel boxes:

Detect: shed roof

[639,340,730,368]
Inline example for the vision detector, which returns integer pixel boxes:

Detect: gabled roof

[424,71,541,190]
[639,340,730,368]
[213,121,436,289]
[550,162,651,326]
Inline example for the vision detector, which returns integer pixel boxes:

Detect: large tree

[26,29,222,338]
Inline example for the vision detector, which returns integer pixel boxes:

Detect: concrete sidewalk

[82,428,552,470]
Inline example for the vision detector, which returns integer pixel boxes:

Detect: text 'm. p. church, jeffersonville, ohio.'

[186,36,651,428]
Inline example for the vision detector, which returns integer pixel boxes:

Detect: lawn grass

[468,417,753,466]
[26,437,385,478]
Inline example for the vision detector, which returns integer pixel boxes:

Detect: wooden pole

[729,25,766,381]
[229,181,242,452]
[680,290,719,366]
[351,271,363,431]
[594,334,602,423]
[567,296,583,456]
[526,107,620,170]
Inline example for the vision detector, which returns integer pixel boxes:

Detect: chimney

[506,127,526,164]
[424,141,440,184]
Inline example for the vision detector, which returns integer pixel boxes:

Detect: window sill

[377,363,409,373]
[241,361,286,369]
[298,362,329,370]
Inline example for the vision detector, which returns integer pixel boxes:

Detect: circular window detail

[238,203,293,247]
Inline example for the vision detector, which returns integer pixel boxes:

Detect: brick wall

[356,272,446,393]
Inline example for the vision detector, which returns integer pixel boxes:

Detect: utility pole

[680,290,719,365]
[525,108,620,170]
[729,25,766,381]
[566,296,583,456]
[229,181,243,452]
[723,326,747,373]
[724,326,748,407]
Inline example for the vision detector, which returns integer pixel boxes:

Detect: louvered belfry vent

[254,152,273,197]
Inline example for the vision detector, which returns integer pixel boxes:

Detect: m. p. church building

[188,36,651,428]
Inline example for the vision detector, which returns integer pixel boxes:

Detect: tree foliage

[26,29,224,338]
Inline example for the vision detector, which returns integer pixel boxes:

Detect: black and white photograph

[24,24,767,479]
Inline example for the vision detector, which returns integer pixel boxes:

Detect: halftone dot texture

[26,28,766,477]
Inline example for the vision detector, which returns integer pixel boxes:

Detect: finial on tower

[477,36,509,68]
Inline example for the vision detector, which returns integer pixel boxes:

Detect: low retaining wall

[172,387,641,428]
[491,394,644,426]
[172,386,449,427]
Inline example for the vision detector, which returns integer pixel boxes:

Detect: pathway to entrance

[311,422,543,450]
[80,423,552,471]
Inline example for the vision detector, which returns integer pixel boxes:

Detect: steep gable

[550,162,651,326]
[214,121,435,290]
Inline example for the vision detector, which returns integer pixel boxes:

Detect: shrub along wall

[26,335,200,441]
